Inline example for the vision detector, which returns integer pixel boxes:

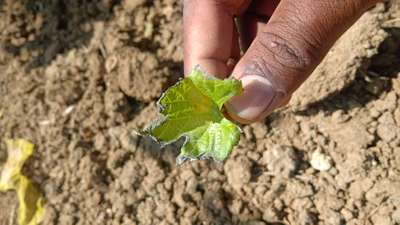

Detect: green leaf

[188,67,242,109]
[179,118,241,162]
[146,67,242,162]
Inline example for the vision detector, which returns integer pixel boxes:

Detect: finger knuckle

[242,26,322,94]
[257,30,319,74]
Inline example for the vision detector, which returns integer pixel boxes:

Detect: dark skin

[184,0,383,124]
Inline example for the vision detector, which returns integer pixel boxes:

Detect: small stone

[63,105,75,116]
[310,149,332,171]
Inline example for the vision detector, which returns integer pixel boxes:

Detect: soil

[0,1,399,225]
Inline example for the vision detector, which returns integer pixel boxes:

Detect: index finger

[183,0,250,78]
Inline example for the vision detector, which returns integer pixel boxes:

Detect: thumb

[226,0,382,123]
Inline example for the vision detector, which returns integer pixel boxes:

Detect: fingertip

[183,0,235,78]
[225,106,257,124]
[225,91,292,124]
[225,75,285,122]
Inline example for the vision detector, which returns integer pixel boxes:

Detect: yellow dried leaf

[0,139,45,225]
[0,139,33,190]
[17,176,45,225]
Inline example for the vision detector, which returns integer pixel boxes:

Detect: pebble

[310,149,333,171]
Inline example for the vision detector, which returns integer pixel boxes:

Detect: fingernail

[226,75,284,122]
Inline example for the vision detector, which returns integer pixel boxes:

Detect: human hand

[184,0,382,123]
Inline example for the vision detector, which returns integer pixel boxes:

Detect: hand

[184,0,382,123]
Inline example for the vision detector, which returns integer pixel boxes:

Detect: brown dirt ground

[0,1,400,225]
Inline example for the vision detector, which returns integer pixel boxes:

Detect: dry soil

[0,1,400,225]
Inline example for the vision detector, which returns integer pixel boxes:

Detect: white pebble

[310,150,332,171]
[63,105,75,116]
[39,120,51,126]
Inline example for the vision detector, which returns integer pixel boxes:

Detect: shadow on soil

[294,27,400,117]
[0,0,120,70]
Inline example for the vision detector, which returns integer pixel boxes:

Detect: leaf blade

[146,67,242,162]
[179,118,241,162]
[148,77,222,143]
[188,66,243,109]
